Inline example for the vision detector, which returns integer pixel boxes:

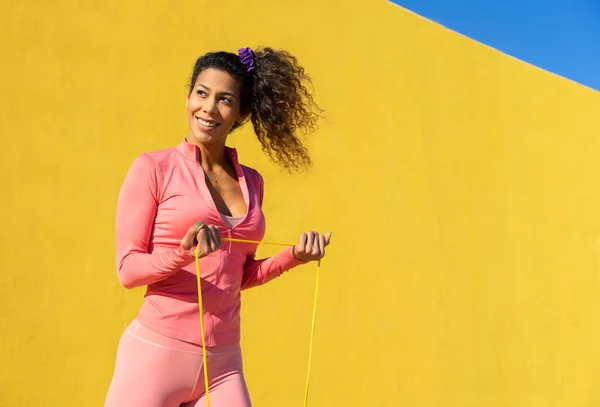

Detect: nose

[202,97,218,115]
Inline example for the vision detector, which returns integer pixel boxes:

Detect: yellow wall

[2,0,600,406]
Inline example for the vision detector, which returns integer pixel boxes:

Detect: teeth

[197,118,217,128]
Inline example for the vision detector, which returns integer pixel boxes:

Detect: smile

[196,117,219,128]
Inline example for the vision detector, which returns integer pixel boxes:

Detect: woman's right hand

[180,221,222,258]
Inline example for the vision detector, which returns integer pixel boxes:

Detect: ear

[185,93,190,108]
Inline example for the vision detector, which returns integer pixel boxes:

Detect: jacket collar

[176,138,240,165]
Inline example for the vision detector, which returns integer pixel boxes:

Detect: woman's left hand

[292,231,332,262]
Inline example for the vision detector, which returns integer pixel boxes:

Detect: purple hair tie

[238,47,256,73]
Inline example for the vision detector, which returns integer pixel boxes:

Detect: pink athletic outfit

[105,139,304,406]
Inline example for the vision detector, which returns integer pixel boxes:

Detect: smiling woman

[187,48,322,172]
[104,47,331,407]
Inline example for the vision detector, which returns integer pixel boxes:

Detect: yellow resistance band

[194,237,321,407]
[194,248,211,407]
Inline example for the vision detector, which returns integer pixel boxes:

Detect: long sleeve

[241,246,306,290]
[115,153,193,289]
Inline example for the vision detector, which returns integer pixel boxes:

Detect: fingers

[194,226,206,254]
[324,232,332,246]
[297,232,308,253]
[199,227,211,253]
[209,225,221,252]
[196,225,222,256]
[305,231,316,255]
[318,234,325,256]
[210,225,222,248]
[183,221,223,258]
[310,231,320,257]
[181,222,204,250]
[294,230,332,262]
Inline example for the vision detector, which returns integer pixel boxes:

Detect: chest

[152,164,266,249]
[205,177,247,217]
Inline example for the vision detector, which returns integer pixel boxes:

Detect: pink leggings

[104,319,251,407]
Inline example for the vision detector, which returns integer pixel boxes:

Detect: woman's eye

[197,90,206,96]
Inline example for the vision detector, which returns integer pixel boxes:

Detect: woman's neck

[186,137,227,170]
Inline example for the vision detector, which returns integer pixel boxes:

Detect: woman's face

[186,68,242,147]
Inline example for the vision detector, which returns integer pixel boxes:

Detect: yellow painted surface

[2,0,600,406]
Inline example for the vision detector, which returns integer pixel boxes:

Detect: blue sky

[390,0,600,92]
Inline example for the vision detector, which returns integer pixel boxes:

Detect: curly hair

[188,47,322,171]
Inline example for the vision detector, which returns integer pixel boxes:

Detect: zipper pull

[227,229,232,254]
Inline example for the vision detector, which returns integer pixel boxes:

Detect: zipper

[216,228,232,286]
[227,229,233,255]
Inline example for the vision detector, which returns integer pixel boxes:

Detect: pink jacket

[116,139,304,346]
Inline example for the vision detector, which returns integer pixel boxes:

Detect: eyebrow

[197,84,237,99]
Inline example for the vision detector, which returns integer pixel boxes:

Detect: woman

[104,47,331,407]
